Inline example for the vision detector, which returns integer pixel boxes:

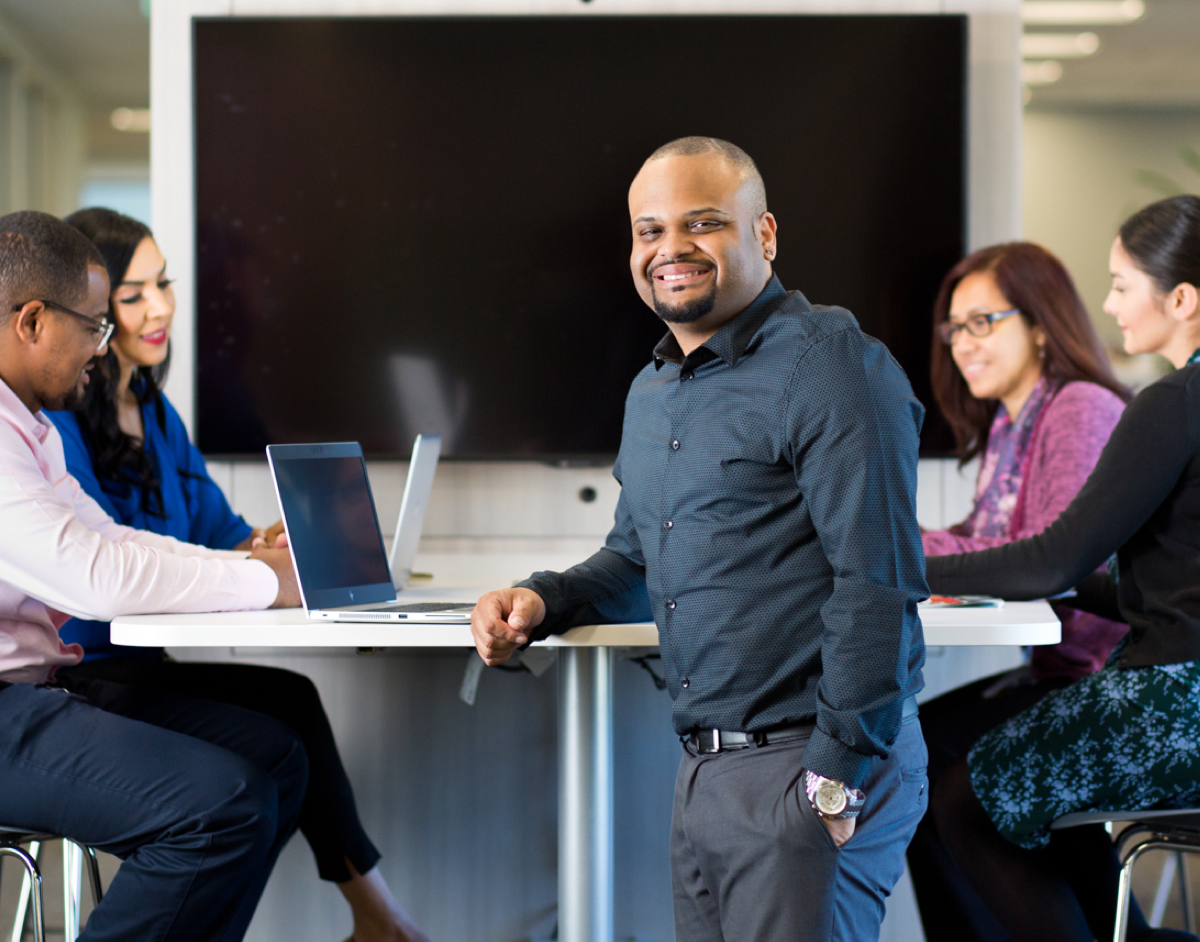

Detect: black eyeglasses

[937,308,1021,345]
[12,299,115,351]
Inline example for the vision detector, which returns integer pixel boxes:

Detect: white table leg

[557,646,614,942]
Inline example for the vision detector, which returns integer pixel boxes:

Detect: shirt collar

[653,274,789,369]
[0,374,50,444]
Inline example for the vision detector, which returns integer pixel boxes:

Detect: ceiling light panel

[111,108,151,132]
[1021,31,1101,57]
[1021,0,1144,25]
[1022,60,1065,85]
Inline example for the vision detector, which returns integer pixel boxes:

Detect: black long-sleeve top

[520,277,928,787]
[928,363,1200,669]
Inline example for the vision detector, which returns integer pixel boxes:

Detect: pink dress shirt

[0,378,278,683]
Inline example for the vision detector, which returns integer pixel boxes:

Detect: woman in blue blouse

[51,208,431,942]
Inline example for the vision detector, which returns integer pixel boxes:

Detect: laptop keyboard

[366,602,474,613]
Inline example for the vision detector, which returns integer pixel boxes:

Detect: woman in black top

[927,194,1200,942]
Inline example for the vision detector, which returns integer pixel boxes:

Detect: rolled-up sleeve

[787,330,929,786]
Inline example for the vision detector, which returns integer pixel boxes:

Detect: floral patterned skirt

[967,648,1200,850]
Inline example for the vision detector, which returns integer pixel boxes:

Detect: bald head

[644,137,767,218]
[628,139,778,342]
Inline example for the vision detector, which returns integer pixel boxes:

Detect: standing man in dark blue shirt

[471,137,929,942]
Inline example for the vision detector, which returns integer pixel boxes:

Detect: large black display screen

[194,15,964,458]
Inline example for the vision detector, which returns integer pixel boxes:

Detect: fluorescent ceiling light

[1021,31,1100,58]
[111,107,151,132]
[1021,0,1144,25]
[1022,60,1065,85]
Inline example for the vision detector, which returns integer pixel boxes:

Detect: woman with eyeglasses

[909,241,1132,942]
[46,208,432,942]
[924,196,1200,942]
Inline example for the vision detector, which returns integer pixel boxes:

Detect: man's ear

[9,301,46,346]
[759,211,778,261]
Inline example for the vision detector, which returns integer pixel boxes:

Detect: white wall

[79,161,152,226]
[1023,106,1200,383]
[0,12,86,217]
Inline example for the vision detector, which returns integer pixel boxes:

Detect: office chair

[1051,807,1200,942]
[0,827,103,942]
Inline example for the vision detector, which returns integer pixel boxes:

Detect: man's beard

[651,281,717,324]
[43,377,87,411]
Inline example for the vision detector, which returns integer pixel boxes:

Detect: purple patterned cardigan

[924,381,1129,680]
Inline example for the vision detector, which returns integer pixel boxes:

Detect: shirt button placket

[664,405,681,680]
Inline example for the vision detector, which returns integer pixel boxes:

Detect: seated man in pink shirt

[0,210,307,942]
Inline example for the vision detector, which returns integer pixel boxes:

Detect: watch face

[815,780,848,816]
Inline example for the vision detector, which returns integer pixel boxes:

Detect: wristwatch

[804,769,866,820]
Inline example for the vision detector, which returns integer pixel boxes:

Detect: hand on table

[240,520,287,550]
[471,587,546,666]
[251,546,300,608]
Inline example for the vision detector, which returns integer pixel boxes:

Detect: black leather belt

[686,696,919,755]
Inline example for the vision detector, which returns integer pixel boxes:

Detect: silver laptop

[266,440,474,623]
[388,433,441,589]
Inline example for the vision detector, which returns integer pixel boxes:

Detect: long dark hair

[1119,195,1200,294]
[930,241,1130,465]
[65,207,169,517]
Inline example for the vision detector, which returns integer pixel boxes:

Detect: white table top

[110,550,1060,649]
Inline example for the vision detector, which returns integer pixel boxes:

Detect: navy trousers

[671,714,928,942]
[0,676,308,942]
[60,658,380,883]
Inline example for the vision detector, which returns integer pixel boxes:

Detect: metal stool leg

[0,844,46,942]
[1114,836,1164,942]
[83,845,103,905]
[1115,852,1139,942]
[1150,852,1177,926]
[1112,829,1200,942]
[63,839,82,941]
[8,840,41,942]
[1179,851,1195,932]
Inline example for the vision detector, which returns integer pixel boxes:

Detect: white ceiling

[0,0,148,109]
[0,0,1195,114]
[1027,0,1200,109]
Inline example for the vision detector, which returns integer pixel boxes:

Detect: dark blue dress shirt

[521,276,928,786]
[47,393,253,660]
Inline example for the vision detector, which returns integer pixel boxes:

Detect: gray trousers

[671,714,927,942]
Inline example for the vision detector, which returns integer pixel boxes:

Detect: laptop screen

[270,448,393,607]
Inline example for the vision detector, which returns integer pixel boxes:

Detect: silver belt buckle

[701,728,721,754]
